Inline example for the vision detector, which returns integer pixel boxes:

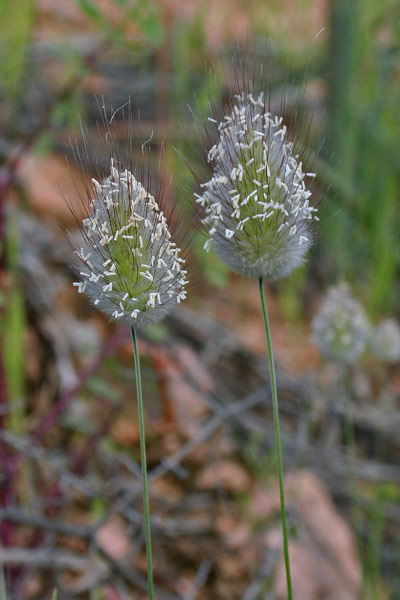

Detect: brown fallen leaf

[96,516,131,561]
[20,152,89,225]
[166,377,210,438]
[224,522,252,550]
[286,470,361,593]
[111,417,139,446]
[196,459,251,494]
[265,470,362,600]
[268,533,353,600]
[174,343,215,393]
[151,477,183,504]
[248,482,281,522]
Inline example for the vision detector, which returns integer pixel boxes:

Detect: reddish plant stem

[7,327,126,479]
[0,173,13,547]
[0,353,13,548]
[9,328,126,599]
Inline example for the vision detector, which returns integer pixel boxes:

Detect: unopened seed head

[72,160,187,327]
[196,92,318,280]
[372,319,400,363]
[312,283,370,364]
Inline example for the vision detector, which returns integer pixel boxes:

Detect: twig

[111,387,266,518]
[0,508,93,539]
[94,544,180,600]
[7,327,126,479]
[184,560,212,600]
[0,547,92,571]
[241,550,279,600]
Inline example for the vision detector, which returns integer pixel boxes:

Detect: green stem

[131,327,154,600]
[341,365,366,592]
[342,366,363,529]
[258,278,293,600]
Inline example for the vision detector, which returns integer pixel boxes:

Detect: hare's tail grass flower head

[195,89,319,281]
[71,158,188,328]
[312,283,370,364]
[372,318,400,363]
[192,55,323,599]
[68,102,188,600]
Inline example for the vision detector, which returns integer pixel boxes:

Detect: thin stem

[258,278,293,600]
[131,327,154,600]
[341,365,366,593]
[342,365,363,528]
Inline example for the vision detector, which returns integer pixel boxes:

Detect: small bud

[312,283,370,364]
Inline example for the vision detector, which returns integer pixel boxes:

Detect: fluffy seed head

[196,91,318,280]
[72,160,187,327]
[372,319,400,363]
[312,283,370,364]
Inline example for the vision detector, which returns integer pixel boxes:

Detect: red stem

[7,327,126,478]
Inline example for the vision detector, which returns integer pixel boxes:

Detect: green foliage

[171,21,229,288]
[171,13,222,120]
[86,376,122,404]
[76,0,125,47]
[128,0,164,46]
[362,483,400,599]
[3,212,26,434]
[323,0,400,314]
[90,587,103,600]
[0,0,35,109]
[91,495,108,521]
[341,478,400,599]
[192,234,229,289]
[76,0,164,47]
[278,265,308,326]
[143,322,169,343]
[242,431,277,481]
[51,91,85,130]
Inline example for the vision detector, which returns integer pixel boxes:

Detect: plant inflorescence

[196,90,318,281]
[72,159,187,327]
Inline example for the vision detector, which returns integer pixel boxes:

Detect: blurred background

[0,0,399,598]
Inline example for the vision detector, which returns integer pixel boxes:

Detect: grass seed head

[196,91,318,280]
[72,159,187,327]
[372,319,400,363]
[312,283,370,364]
